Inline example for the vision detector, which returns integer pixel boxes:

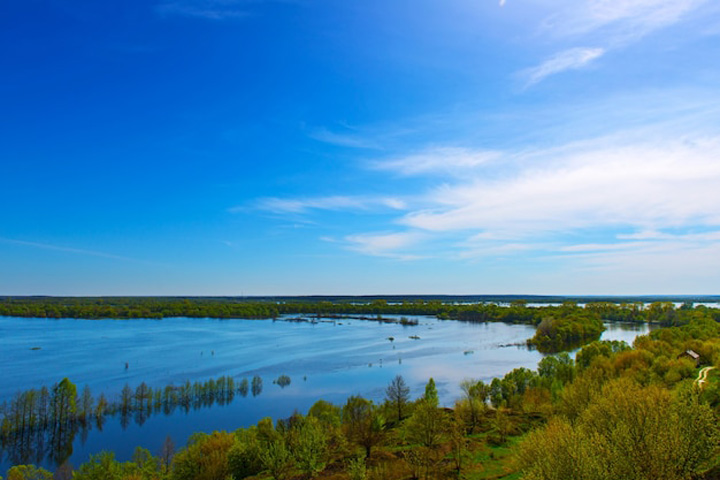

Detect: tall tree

[342,396,385,459]
[424,378,439,408]
[290,416,328,478]
[404,401,448,449]
[385,375,410,422]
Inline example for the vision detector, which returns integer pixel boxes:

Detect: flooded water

[0,315,651,472]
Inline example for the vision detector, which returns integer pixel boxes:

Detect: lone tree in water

[385,375,411,422]
[51,378,77,427]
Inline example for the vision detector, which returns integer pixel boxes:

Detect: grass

[463,433,525,480]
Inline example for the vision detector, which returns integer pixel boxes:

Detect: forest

[1,296,715,327]
[2,301,720,479]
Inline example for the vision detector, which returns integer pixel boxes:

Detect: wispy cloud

[238,195,408,214]
[548,0,708,41]
[520,0,709,86]
[242,88,720,287]
[370,147,500,176]
[156,1,250,20]
[0,237,145,263]
[345,232,425,259]
[309,128,380,150]
[522,47,605,86]
[402,135,720,235]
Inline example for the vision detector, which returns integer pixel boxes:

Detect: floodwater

[0,315,651,472]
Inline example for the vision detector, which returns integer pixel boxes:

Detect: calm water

[0,315,651,472]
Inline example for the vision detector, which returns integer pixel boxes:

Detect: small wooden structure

[678,349,700,366]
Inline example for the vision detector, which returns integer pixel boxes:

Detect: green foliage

[5,299,720,480]
[308,399,341,427]
[519,379,719,480]
[575,339,630,369]
[289,416,328,477]
[251,375,263,397]
[423,378,438,408]
[385,375,410,422]
[537,352,574,385]
[4,295,708,323]
[170,431,235,480]
[71,451,146,480]
[487,368,539,409]
[342,396,385,458]
[273,375,291,388]
[403,401,448,448]
[6,465,53,480]
[347,457,367,480]
[228,427,264,479]
[52,378,77,426]
[259,438,294,480]
[457,378,488,432]
[528,313,605,353]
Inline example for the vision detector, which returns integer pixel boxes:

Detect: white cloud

[522,47,605,86]
[345,232,425,259]
[242,195,408,214]
[370,147,500,176]
[402,135,720,236]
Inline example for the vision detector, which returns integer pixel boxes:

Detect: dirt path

[695,366,716,389]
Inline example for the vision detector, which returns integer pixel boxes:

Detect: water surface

[0,315,650,472]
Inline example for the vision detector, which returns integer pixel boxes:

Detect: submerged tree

[252,376,263,397]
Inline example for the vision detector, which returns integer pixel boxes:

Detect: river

[0,315,651,472]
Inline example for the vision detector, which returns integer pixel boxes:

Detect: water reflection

[0,315,652,472]
[1,375,266,469]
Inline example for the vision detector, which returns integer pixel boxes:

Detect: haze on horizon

[3,0,720,296]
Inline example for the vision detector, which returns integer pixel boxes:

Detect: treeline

[2,297,719,328]
[0,375,269,468]
[6,308,720,479]
[526,312,606,353]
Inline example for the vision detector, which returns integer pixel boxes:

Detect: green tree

[290,416,328,478]
[51,378,77,426]
[72,451,125,480]
[347,456,367,480]
[308,399,341,428]
[342,396,385,458]
[385,375,411,422]
[228,427,264,479]
[458,379,487,432]
[519,379,719,480]
[259,438,294,480]
[171,431,235,480]
[251,376,263,397]
[79,385,94,424]
[423,378,439,408]
[6,465,53,480]
[403,400,448,449]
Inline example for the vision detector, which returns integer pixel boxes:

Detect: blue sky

[3,0,720,295]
